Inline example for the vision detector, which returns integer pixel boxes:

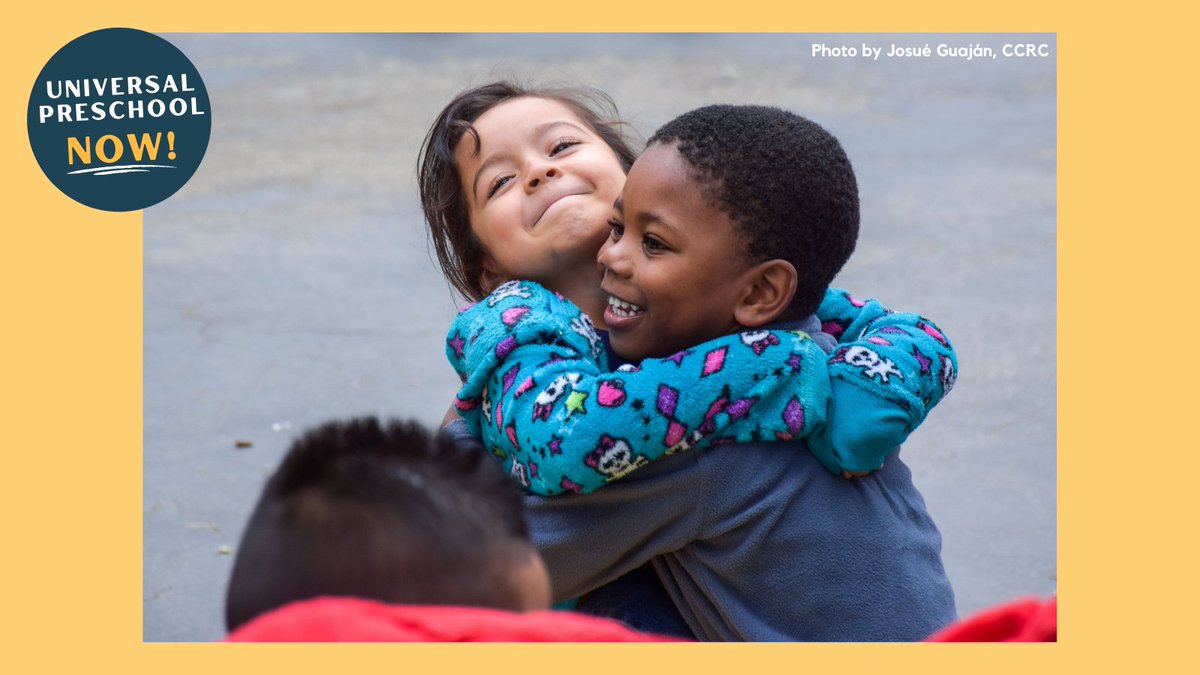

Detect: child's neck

[547,269,609,331]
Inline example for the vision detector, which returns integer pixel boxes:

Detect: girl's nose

[525,165,559,191]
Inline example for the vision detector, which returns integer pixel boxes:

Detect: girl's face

[455,97,627,293]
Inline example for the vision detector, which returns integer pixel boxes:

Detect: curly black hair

[648,105,859,319]
[224,417,534,631]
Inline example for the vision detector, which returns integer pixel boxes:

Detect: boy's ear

[733,259,798,328]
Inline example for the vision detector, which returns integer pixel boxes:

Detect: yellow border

[5,2,1191,673]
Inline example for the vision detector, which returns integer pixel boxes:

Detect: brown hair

[417,81,639,301]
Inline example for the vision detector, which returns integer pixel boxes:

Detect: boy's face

[599,142,753,361]
[455,97,626,292]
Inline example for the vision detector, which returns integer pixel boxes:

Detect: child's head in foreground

[600,104,860,360]
[224,417,550,632]
[419,81,639,302]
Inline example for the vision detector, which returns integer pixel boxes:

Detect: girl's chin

[548,249,606,283]
[550,212,610,246]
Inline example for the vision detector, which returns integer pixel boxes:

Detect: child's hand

[815,378,910,475]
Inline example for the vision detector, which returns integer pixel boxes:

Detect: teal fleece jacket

[447,281,956,494]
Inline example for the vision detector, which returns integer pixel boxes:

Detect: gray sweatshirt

[447,315,957,641]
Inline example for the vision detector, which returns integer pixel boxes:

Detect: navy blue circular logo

[27,28,211,212]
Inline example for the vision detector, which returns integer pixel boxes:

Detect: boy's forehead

[625,143,702,203]
[621,142,737,240]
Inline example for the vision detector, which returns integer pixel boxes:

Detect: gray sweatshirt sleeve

[442,416,699,602]
[521,453,703,602]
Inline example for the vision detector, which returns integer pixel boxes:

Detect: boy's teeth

[608,296,643,317]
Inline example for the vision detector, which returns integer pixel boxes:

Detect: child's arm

[448,281,831,495]
[809,288,959,472]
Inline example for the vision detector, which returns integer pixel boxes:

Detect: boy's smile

[600,142,755,361]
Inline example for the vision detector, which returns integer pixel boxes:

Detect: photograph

[141,32,1056,642]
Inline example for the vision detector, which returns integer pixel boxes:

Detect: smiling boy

[521,104,956,640]
[443,103,957,639]
[600,105,860,364]
[599,141,827,360]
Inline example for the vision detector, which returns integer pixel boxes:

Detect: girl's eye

[643,235,668,253]
[486,175,513,199]
[550,138,581,155]
[607,218,624,241]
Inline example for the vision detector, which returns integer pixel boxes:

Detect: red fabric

[925,596,1056,642]
[226,597,681,642]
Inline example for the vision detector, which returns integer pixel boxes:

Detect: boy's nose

[598,236,632,277]
[525,165,559,191]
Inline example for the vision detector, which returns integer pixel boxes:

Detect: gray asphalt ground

[144,33,1056,641]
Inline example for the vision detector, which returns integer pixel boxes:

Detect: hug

[226,80,972,642]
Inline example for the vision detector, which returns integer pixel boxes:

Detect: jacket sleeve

[810,287,960,471]
[521,462,703,602]
[447,280,832,495]
[439,417,698,602]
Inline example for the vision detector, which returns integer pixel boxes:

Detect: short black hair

[224,417,533,632]
[418,81,639,301]
[648,105,859,319]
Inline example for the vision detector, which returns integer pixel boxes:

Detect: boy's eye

[607,218,624,240]
[486,175,513,199]
[643,235,668,252]
[550,138,581,155]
